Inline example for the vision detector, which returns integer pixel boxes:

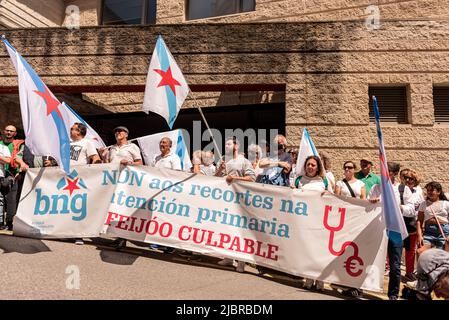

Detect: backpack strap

[295,175,302,188]
[343,179,356,198]
[323,177,329,189]
[398,184,405,205]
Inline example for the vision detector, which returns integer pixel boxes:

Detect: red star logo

[34,86,63,119]
[63,178,81,196]
[153,67,181,96]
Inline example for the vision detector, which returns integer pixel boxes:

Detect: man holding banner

[102,126,143,166]
[215,136,256,272]
[152,137,182,171]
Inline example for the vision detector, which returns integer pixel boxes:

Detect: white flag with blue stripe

[142,36,189,129]
[2,37,71,174]
[137,130,192,172]
[296,128,320,176]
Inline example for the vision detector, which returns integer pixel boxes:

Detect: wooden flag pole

[189,91,223,159]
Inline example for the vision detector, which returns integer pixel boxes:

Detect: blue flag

[373,96,408,244]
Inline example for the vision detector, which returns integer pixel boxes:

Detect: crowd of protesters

[0,123,448,300]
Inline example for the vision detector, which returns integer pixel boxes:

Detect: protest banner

[16,164,387,291]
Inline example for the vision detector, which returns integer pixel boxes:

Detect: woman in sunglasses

[400,169,424,281]
[335,161,366,199]
[333,161,366,297]
[417,182,449,255]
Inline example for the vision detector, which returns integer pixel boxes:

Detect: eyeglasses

[404,176,416,182]
[344,166,355,170]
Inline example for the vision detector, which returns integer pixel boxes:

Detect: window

[434,87,449,123]
[187,0,255,20]
[369,86,408,123]
[102,0,156,25]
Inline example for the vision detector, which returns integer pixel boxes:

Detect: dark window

[369,87,408,123]
[102,0,156,25]
[434,87,449,123]
[187,0,255,20]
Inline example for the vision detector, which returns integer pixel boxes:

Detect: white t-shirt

[336,179,365,198]
[418,200,449,224]
[70,138,98,166]
[0,144,11,177]
[296,175,327,192]
[153,152,182,171]
[369,183,416,217]
[109,143,142,164]
[200,164,216,176]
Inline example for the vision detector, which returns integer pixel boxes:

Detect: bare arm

[417,211,425,248]
[0,155,10,165]
[89,154,102,164]
[226,175,253,184]
[334,184,341,196]
[360,185,366,200]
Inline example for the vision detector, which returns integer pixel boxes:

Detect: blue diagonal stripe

[156,36,178,129]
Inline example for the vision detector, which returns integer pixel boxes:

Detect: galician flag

[296,128,321,176]
[142,35,189,129]
[373,96,408,244]
[136,129,192,172]
[2,36,71,174]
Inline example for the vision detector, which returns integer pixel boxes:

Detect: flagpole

[188,91,223,159]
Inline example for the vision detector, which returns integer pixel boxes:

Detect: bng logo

[34,170,88,221]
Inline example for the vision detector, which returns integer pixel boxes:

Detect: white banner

[16,164,388,292]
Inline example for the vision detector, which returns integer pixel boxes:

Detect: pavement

[0,230,391,300]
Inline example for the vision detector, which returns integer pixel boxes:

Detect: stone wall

[159,0,449,23]
[1,20,449,187]
[3,0,449,28]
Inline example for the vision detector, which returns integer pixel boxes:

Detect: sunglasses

[404,176,416,181]
[344,166,355,170]
[4,130,16,133]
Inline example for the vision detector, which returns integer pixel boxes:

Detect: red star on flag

[63,178,81,196]
[34,86,63,119]
[153,67,181,96]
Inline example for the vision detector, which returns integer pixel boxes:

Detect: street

[0,231,387,300]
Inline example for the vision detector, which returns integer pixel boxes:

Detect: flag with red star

[2,37,104,174]
[142,35,189,129]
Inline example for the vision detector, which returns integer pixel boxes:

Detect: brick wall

[1,20,449,187]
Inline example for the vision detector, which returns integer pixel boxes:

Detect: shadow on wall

[17,0,65,26]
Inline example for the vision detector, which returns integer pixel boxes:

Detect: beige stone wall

[3,0,449,28]
[1,20,449,188]
[160,0,449,24]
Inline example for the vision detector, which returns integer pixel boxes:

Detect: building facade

[1,0,449,187]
